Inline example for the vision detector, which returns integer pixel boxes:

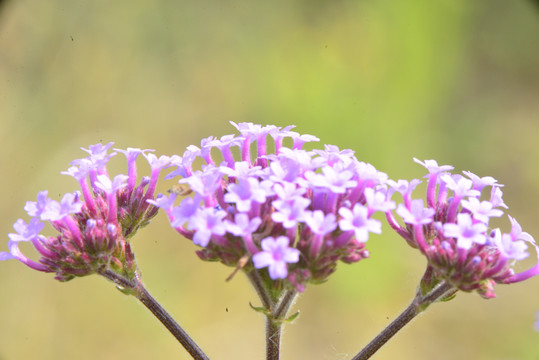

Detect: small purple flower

[179,167,223,198]
[8,218,44,243]
[220,161,263,178]
[461,197,503,224]
[95,174,129,194]
[169,195,202,228]
[224,177,268,212]
[38,192,83,222]
[490,186,508,209]
[304,166,357,194]
[304,210,337,236]
[271,197,310,229]
[413,158,454,174]
[147,193,178,213]
[166,151,197,179]
[396,199,434,226]
[24,191,51,218]
[252,236,300,279]
[463,171,499,192]
[187,208,227,247]
[338,204,381,243]
[224,213,261,254]
[443,213,487,250]
[440,174,480,198]
[225,213,262,237]
[364,187,396,213]
[272,182,306,201]
[80,142,116,172]
[491,229,529,261]
[266,158,303,184]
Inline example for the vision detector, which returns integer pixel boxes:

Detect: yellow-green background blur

[1,1,539,359]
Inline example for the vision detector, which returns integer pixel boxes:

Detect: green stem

[351,281,456,360]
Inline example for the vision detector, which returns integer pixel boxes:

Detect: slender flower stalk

[0,144,210,360]
[98,269,209,360]
[351,158,539,359]
[352,280,456,360]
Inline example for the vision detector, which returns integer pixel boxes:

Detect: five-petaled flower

[252,236,300,279]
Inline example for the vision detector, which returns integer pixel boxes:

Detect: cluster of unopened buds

[2,122,538,360]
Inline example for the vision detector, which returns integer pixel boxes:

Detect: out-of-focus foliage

[0,1,538,359]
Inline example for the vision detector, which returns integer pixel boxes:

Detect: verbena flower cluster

[1,143,170,281]
[152,122,394,291]
[2,123,539,360]
[386,158,539,298]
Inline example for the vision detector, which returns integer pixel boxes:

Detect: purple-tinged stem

[99,269,209,360]
[246,270,275,309]
[247,271,299,360]
[351,281,455,360]
[136,284,210,360]
[265,289,297,360]
[266,317,281,360]
[274,289,297,320]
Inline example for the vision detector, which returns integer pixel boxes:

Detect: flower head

[387,160,539,298]
[1,143,170,282]
[157,122,392,291]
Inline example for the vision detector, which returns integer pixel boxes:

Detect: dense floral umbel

[153,122,394,291]
[0,143,170,281]
[386,158,539,298]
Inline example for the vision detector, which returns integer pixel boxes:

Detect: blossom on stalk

[386,158,539,298]
[154,122,394,291]
[1,144,170,282]
[252,236,300,280]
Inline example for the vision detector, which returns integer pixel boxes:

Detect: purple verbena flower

[396,199,434,226]
[388,159,539,298]
[162,122,390,291]
[463,171,500,192]
[1,143,170,282]
[224,177,268,212]
[272,197,311,229]
[252,236,300,279]
[443,213,487,250]
[338,204,381,243]
[188,208,227,247]
[461,197,503,224]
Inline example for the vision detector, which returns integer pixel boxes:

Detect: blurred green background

[1,1,539,359]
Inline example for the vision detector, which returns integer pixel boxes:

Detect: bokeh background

[1,1,539,359]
